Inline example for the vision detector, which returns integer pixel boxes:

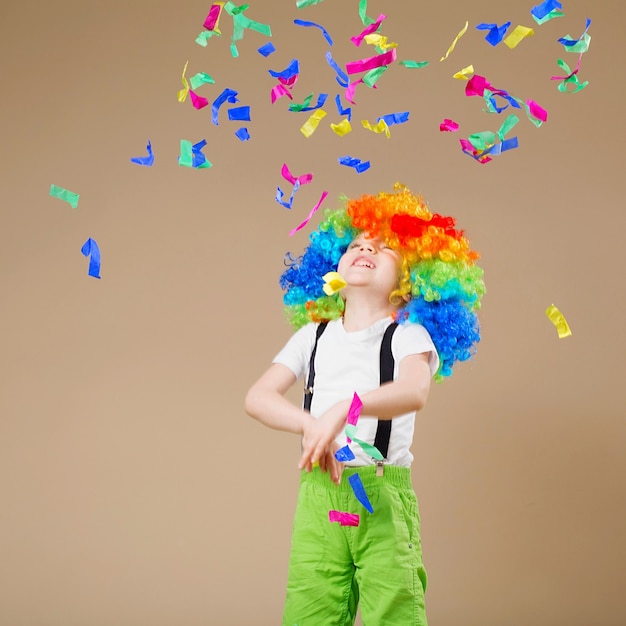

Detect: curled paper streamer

[257,41,275,56]
[362,65,388,87]
[330,119,352,136]
[281,163,313,187]
[346,48,396,74]
[551,57,588,93]
[440,20,469,61]
[358,0,376,26]
[399,60,429,69]
[294,19,333,46]
[545,304,572,338]
[130,140,154,166]
[211,88,239,125]
[351,13,386,47]
[345,425,384,461]
[361,119,390,138]
[177,60,190,103]
[559,19,591,54]
[296,0,325,7]
[326,51,349,87]
[50,184,79,208]
[334,445,356,462]
[235,127,250,141]
[300,109,327,138]
[189,90,209,110]
[440,118,459,132]
[453,64,474,80]
[80,237,101,279]
[335,94,352,120]
[503,25,534,49]
[338,156,370,173]
[364,34,397,50]
[377,112,409,127]
[329,510,360,527]
[276,182,301,209]
[289,93,328,113]
[348,473,374,513]
[476,21,512,46]
[289,191,328,236]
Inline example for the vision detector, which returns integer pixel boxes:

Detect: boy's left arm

[299,352,432,471]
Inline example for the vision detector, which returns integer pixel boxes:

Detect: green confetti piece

[497,113,520,141]
[399,60,430,69]
[289,93,314,112]
[195,30,220,47]
[178,140,193,168]
[189,72,215,90]
[363,65,389,87]
[49,184,79,208]
[468,130,496,151]
[533,8,563,25]
[345,425,384,461]
[563,32,591,54]
[296,0,325,7]
[358,0,375,25]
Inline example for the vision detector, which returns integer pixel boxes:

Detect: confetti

[475,21,512,46]
[269,58,300,84]
[322,271,346,295]
[348,473,374,513]
[289,191,328,236]
[362,65,389,87]
[351,13,386,47]
[334,446,356,462]
[189,72,215,90]
[195,31,220,47]
[440,118,459,132]
[361,118,390,138]
[300,109,327,137]
[551,57,589,93]
[440,20,469,61]
[530,0,563,24]
[203,2,223,31]
[338,155,370,173]
[227,105,251,121]
[235,127,250,141]
[346,48,396,74]
[177,60,190,103]
[294,19,333,46]
[271,84,293,103]
[399,60,429,69]
[178,139,212,169]
[358,0,376,26]
[377,111,409,126]
[364,34,397,51]
[289,93,328,112]
[189,90,209,110]
[130,140,154,166]
[558,18,592,54]
[453,64,474,80]
[223,2,272,57]
[296,0,325,7]
[80,237,101,279]
[330,119,352,136]
[526,99,548,122]
[49,184,79,208]
[329,510,360,527]
[345,425,384,461]
[257,41,276,56]
[211,88,239,125]
[326,51,349,87]
[334,94,352,120]
[503,25,535,49]
[545,304,572,338]
[276,164,313,208]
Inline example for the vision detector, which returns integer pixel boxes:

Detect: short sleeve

[272,323,317,380]
[392,322,440,377]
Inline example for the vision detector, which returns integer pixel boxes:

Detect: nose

[359,242,375,253]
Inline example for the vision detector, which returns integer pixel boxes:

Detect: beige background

[1,1,624,624]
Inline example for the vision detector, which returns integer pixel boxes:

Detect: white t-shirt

[273,317,439,467]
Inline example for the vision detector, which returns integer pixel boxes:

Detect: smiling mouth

[352,257,375,269]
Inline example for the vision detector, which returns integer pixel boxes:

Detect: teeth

[354,260,374,268]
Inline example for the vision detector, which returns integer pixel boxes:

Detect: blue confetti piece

[276,180,301,209]
[228,105,251,121]
[338,155,370,173]
[211,88,239,125]
[476,21,512,46]
[348,473,373,513]
[530,0,562,20]
[268,58,300,81]
[257,41,276,57]
[326,51,349,88]
[130,139,154,166]
[235,127,250,141]
[80,237,101,279]
[335,445,356,462]
[377,112,409,126]
[294,19,333,46]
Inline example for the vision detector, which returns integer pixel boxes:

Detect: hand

[299,401,349,475]
[317,442,345,485]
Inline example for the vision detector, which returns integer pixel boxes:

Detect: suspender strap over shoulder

[303,320,399,461]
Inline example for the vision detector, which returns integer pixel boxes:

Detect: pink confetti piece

[346,392,363,427]
[289,191,328,236]
[281,163,313,186]
[345,48,397,74]
[329,510,360,527]
[465,74,491,97]
[440,118,459,132]
[189,89,209,110]
[203,3,222,30]
[350,13,386,46]
[271,84,293,103]
[526,99,548,122]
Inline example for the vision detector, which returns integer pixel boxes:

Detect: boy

[245,185,485,625]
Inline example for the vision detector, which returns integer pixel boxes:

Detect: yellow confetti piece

[453,64,474,80]
[545,304,572,339]
[363,33,398,50]
[330,119,352,136]
[503,25,535,49]
[300,109,327,138]
[440,20,469,61]
[177,60,189,103]
[322,272,347,295]
[361,118,390,138]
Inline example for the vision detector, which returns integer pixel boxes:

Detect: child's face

[337,233,403,298]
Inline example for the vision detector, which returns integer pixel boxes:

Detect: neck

[342,293,397,332]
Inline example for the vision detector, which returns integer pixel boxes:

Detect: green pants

[283,465,428,626]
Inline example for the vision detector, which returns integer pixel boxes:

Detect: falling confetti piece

[294,19,333,46]
[338,155,371,173]
[178,139,212,169]
[348,473,374,513]
[440,118,459,132]
[189,89,209,110]
[189,72,215,90]
[334,445,356,462]
[330,119,352,136]
[300,109,327,137]
[530,0,563,24]
[440,20,469,61]
[50,184,79,208]
[130,140,154,166]
[257,41,276,56]
[211,88,239,125]
[177,60,190,103]
[361,118,390,138]
[503,25,534,49]
[80,237,101,279]
[545,304,572,338]
[329,510,360,526]
[453,64,474,80]
[235,127,250,141]
[475,21,512,46]
[289,191,328,235]
[322,271,346,295]
[399,60,429,69]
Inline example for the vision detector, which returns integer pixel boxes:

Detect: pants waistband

[300,465,413,492]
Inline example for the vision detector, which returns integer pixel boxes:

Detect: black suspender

[303,321,399,461]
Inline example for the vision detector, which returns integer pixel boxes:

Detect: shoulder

[392,321,440,376]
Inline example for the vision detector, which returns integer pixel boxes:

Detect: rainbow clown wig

[280,184,486,381]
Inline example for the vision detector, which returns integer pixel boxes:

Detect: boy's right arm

[244,363,313,435]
